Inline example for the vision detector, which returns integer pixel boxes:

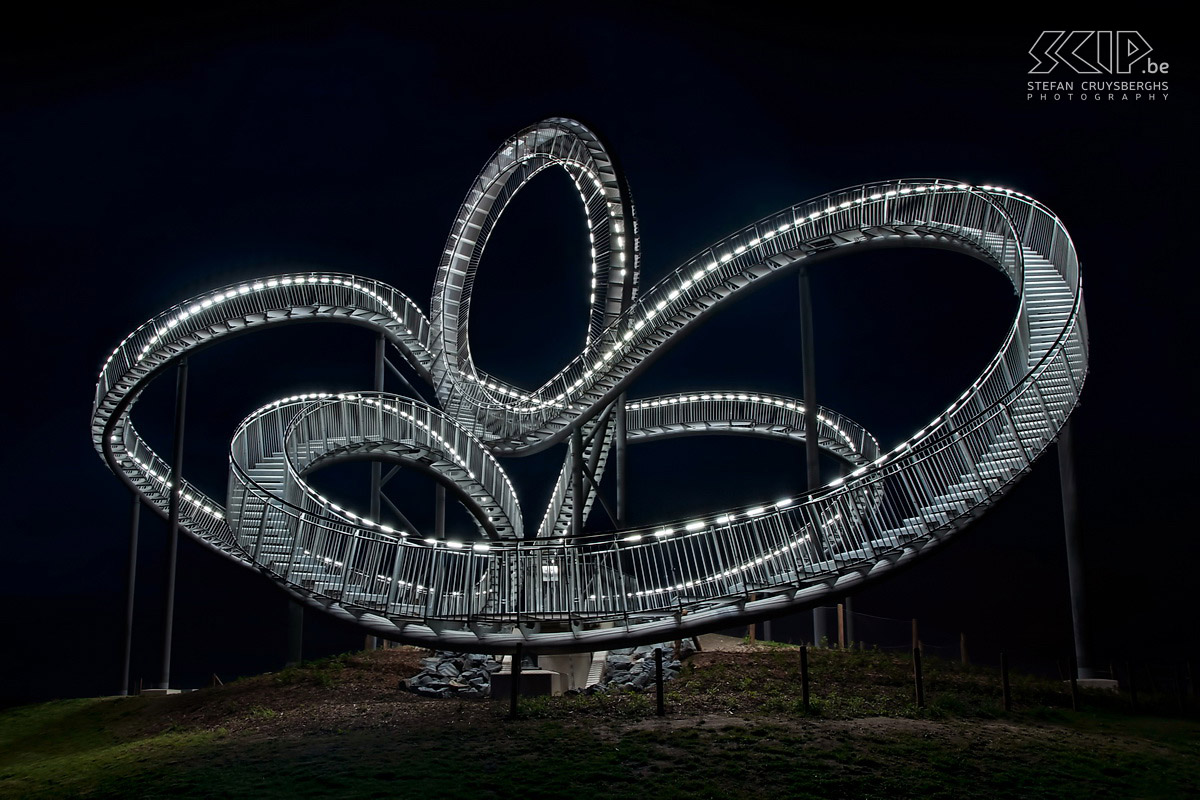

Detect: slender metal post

[1176,663,1187,712]
[571,428,584,539]
[615,394,628,528]
[655,647,665,716]
[159,358,187,690]
[1058,419,1095,679]
[370,333,385,525]
[1069,652,1080,711]
[800,266,824,643]
[287,601,303,667]
[913,647,925,708]
[1001,651,1012,711]
[509,643,523,720]
[844,596,854,648]
[799,265,821,488]
[435,485,446,540]
[120,494,140,695]
[800,645,810,712]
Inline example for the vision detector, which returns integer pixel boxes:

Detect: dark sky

[2,8,1195,702]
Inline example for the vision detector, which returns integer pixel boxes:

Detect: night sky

[2,8,1195,704]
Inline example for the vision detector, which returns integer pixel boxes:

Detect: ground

[1,641,1196,798]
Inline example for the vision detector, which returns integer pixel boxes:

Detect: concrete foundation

[491,668,563,698]
[1074,678,1119,693]
[139,688,182,696]
[537,653,593,691]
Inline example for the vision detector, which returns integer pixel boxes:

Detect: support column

[571,428,585,539]
[287,601,303,667]
[120,494,140,696]
[844,596,855,647]
[615,394,628,528]
[1059,419,1096,678]
[813,606,826,647]
[159,358,187,690]
[435,485,446,540]
[370,333,385,524]
[800,267,824,646]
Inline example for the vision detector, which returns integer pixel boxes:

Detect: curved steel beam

[91,118,1087,653]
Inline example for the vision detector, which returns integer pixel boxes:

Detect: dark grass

[2,646,1197,799]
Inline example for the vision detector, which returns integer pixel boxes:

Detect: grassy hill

[2,644,1196,798]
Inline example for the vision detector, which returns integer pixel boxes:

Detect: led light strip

[91,117,1084,650]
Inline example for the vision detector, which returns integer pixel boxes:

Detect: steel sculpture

[92,118,1087,654]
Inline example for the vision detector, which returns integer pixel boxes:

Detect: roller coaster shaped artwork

[92,118,1088,654]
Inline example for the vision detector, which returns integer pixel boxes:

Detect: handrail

[91,118,1086,652]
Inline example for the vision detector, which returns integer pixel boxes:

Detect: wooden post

[800,645,811,713]
[911,618,921,654]
[837,603,845,648]
[1001,651,1012,711]
[748,593,756,642]
[960,632,968,666]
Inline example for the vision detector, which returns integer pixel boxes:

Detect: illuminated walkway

[92,118,1087,652]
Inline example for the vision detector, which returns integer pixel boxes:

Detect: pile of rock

[400,651,502,698]
[588,640,697,694]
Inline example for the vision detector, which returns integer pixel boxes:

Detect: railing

[91,120,1085,650]
[423,179,1036,456]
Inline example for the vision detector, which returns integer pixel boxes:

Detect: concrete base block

[139,688,182,696]
[538,653,593,691]
[490,669,566,698]
[1075,678,1119,692]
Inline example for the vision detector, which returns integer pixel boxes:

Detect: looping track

[92,118,1087,653]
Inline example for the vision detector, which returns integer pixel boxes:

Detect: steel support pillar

[370,333,385,525]
[844,596,855,647]
[435,484,446,540]
[571,428,585,539]
[159,358,187,690]
[615,394,628,528]
[120,493,140,695]
[800,267,825,646]
[1058,419,1097,678]
[287,601,303,667]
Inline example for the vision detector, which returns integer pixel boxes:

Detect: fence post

[1001,651,1012,712]
[960,632,968,666]
[913,647,925,709]
[800,645,811,713]
[837,604,845,648]
[508,643,523,720]
[655,647,665,717]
